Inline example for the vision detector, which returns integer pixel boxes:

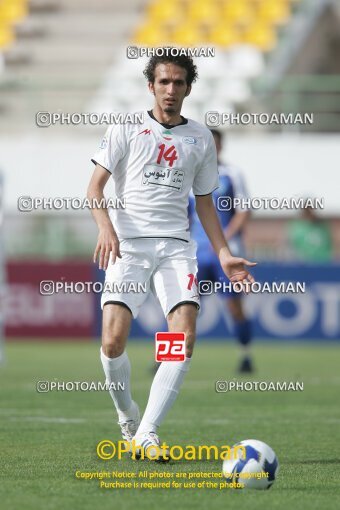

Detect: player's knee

[102,339,125,358]
[102,305,131,357]
[102,328,127,357]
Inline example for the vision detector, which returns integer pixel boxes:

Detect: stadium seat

[0,0,28,24]
[214,78,251,103]
[0,23,14,49]
[188,79,213,103]
[243,24,277,51]
[257,0,290,26]
[196,50,230,79]
[188,1,220,24]
[147,0,183,23]
[0,0,30,55]
[119,56,149,78]
[221,1,254,25]
[208,25,241,47]
[132,0,296,56]
[134,25,172,46]
[171,25,204,46]
[203,96,235,114]
[227,45,265,78]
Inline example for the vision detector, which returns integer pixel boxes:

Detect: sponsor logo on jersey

[138,129,152,135]
[182,136,197,144]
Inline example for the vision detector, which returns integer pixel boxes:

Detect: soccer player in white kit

[87,49,256,461]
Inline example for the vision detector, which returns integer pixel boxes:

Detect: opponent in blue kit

[190,130,254,373]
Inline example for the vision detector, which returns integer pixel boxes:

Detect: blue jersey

[190,162,249,262]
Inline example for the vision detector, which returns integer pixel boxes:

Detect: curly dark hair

[143,47,198,86]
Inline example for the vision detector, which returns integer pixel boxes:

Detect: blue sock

[234,319,252,347]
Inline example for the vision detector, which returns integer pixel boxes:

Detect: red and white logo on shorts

[155,332,186,362]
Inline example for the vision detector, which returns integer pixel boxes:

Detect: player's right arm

[87,163,121,270]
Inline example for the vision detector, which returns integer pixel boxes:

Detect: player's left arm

[195,194,256,284]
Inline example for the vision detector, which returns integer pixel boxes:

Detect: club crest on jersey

[162,129,172,141]
[138,129,152,135]
[182,136,197,145]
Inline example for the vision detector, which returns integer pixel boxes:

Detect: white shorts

[101,238,200,318]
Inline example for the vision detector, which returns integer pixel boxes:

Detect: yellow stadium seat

[133,25,172,46]
[147,0,183,23]
[222,1,254,25]
[257,1,290,26]
[0,23,14,48]
[208,25,241,47]
[171,25,204,46]
[243,24,277,51]
[188,1,220,24]
[0,0,28,24]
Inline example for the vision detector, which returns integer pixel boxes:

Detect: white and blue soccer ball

[222,439,279,490]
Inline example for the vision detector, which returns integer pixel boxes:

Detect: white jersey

[91,110,218,241]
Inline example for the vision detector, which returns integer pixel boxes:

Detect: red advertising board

[4,261,95,339]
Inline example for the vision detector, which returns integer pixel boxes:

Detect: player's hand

[219,250,257,293]
[93,225,122,270]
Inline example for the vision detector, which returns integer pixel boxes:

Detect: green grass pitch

[1,340,340,510]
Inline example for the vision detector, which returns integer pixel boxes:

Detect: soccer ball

[222,439,279,489]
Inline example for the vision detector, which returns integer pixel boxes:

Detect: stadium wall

[4,261,340,341]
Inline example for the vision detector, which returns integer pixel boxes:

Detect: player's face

[149,63,191,115]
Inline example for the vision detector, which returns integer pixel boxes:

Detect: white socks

[100,347,135,423]
[135,358,191,436]
[100,348,191,433]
